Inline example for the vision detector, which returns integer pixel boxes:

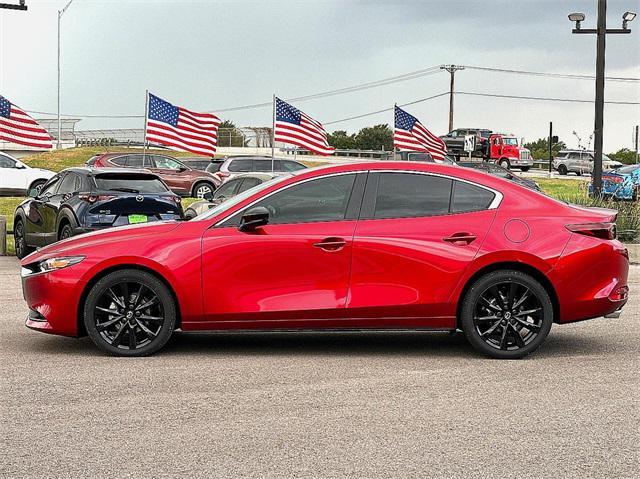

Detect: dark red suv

[88,153,221,198]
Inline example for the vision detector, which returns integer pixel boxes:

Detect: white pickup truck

[0,151,55,196]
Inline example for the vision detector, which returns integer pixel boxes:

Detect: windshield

[503,137,518,145]
[193,174,290,221]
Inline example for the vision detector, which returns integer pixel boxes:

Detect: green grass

[20,146,209,172]
[536,178,586,197]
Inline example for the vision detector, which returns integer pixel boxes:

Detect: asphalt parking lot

[1,256,638,479]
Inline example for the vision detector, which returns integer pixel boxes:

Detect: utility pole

[635,125,639,163]
[568,2,635,196]
[440,65,465,133]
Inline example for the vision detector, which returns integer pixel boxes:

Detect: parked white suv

[552,150,623,176]
[0,152,55,196]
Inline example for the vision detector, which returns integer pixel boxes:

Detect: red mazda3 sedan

[20,162,629,358]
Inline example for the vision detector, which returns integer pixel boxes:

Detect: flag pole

[271,94,276,172]
[142,90,149,161]
[393,103,397,161]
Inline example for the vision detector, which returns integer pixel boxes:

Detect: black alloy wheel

[59,223,74,241]
[14,219,34,259]
[461,270,553,359]
[84,270,175,356]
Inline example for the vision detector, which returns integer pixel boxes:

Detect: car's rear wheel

[520,166,530,172]
[13,218,35,259]
[192,181,214,199]
[84,270,176,357]
[558,164,568,175]
[461,270,553,359]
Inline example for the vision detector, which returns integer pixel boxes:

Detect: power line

[457,91,640,105]
[325,92,449,125]
[324,90,639,127]
[462,65,639,82]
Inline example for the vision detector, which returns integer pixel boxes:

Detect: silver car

[184,172,288,219]
[552,149,623,176]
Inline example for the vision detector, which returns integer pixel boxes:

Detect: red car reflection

[20,162,629,358]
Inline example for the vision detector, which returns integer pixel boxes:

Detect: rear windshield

[206,162,222,173]
[94,174,169,193]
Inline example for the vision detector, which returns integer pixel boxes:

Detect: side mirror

[15,163,26,169]
[177,166,187,172]
[238,206,269,232]
[203,191,214,201]
[27,188,39,197]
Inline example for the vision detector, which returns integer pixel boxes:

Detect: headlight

[23,256,86,276]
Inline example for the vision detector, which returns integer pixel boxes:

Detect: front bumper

[21,266,87,337]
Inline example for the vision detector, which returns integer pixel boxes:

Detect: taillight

[218,172,230,178]
[162,195,181,203]
[566,222,616,240]
[78,194,116,203]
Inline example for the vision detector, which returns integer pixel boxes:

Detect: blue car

[589,164,640,200]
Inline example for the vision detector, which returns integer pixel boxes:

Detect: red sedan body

[20,162,629,357]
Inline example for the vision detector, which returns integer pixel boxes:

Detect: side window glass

[110,156,128,167]
[127,156,144,167]
[238,177,261,193]
[253,159,272,171]
[228,159,253,172]
[0,155,16,168]
[374,173,451,219]
[58,173,77,194]
[451,181,495,213]
[234,174,356,225]
[154,156,181,170]
[214,180,241,199]
[40,176,61,196]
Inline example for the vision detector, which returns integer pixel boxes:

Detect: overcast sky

[1,0,639,151]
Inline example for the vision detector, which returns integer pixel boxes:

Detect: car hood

[21,221,182,264]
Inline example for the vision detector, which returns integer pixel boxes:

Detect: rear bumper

[551,236,629,323]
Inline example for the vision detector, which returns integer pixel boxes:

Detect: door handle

[313,237,346,252]
[443,232,477,245]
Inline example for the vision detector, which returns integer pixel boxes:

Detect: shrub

[556,194,640,243]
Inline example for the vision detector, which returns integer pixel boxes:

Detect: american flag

[394,105,447,162]
[0,95,53,149]
[274,97,335,156]
[145,93,221,157]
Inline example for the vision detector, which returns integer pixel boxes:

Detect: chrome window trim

[214,169,503,227]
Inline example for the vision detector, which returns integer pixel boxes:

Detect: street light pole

[568,1,635,196]
[57,0,75,149]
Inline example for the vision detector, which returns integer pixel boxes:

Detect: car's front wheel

[461,270,553,359]
[558,164,568,175]
[83,269,176,356]
[13,218,35,259]
[498,159,510,169]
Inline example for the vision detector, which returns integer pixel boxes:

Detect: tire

[28,179,47,194]
[184,209,197,220]
[192,181,214,199]
[576,171,582,176]
[461,270,553,359]
[13,218,35,259]
[498,159,510,169]
[558,165,568,175]
[58,222,74,241]
[520,166,530,172]
[83,269,176,357]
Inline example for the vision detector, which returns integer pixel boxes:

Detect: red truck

[440,129,533,171]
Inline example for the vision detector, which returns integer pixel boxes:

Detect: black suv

[13,168,183,259]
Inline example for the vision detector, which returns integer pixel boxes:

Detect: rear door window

[213,179,242,199]
[126,156,144,167]
[373,173,452,219]
[451,181,495,213]
[238,177,262,193]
